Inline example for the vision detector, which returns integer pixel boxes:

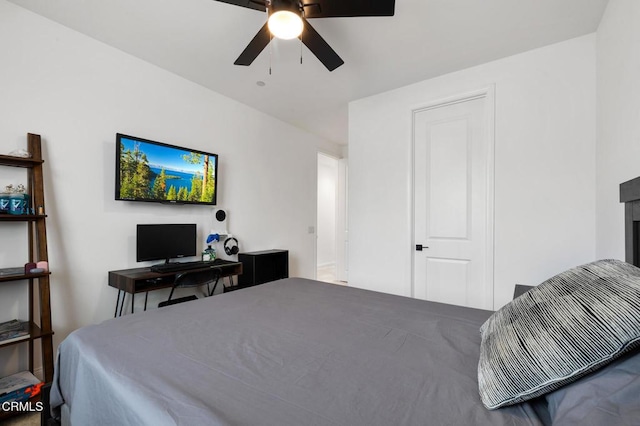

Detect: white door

[413,94,494,310]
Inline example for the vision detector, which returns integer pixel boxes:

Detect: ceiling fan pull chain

[266,5,272,75]
[269,32,273,75]
[300,4,304,65]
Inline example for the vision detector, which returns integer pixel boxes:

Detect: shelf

[0,271,50,283]
[0,322,54,349]
[0,154,43,168]
[0,134,55,384]
[0,214,47,222]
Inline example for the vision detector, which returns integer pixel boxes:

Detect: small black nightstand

[513,284,535,299]
[237,249,289,288]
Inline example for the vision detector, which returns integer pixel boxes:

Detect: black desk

[108,260,243,316]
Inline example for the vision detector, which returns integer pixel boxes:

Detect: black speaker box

[237,250,289,287]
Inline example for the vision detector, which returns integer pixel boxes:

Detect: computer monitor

[136,224,197,263]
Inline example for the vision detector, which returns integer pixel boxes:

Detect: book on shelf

[0,319,29,344]
[0,319,24,333]
[0,267,25,277]
[0,371,43,404]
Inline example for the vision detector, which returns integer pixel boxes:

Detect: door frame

[336,157,348,282]
[409,86,496,309]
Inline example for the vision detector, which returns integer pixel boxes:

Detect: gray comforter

[51,278,544,425]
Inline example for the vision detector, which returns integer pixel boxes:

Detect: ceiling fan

[214,0,396,71]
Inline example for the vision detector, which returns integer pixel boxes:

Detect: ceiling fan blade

[234,23,271,66]
[302,0,395,19]
[301,20,344,71]
[213,0,266,12]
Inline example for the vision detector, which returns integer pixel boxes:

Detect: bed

[48,179,640,425]
[49,270,640,426]
[50,277,546,425]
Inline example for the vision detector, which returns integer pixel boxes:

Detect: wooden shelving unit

[0,134,54,389]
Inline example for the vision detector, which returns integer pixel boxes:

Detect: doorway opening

[317,152,347,285]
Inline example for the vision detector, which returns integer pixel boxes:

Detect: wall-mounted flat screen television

[116,133,218,205]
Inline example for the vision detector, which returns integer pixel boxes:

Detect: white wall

[595,0,640,260]
[317,154,337,268]
[0,1,340,376]
[349,35,597,309]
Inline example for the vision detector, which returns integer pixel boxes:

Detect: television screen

[136,224,197,262]
[116,133,218,205]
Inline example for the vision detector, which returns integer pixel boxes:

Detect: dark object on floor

[42,382,60,425]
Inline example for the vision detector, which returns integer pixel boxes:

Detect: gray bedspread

[51,278,544,425]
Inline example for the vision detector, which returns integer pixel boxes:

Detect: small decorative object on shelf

[0,192,8,214]
[202,245,216,262]
[7,149,31,158]
[3,184,29,215]
[24,262,36,274]
[203,233,220,262]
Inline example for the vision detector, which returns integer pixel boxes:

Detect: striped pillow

[478,259,640,409]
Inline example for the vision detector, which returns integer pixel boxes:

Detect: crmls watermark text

[1,401,44,412]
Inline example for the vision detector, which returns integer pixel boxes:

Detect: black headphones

[224,237,239,255]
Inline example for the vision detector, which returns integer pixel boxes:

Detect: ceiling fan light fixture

[268,10,303,40]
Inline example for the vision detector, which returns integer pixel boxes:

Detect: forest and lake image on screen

[117,135,217,204]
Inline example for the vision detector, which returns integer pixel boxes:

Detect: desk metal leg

[208,275,221,297]
[114,290,122,318]
[144,292,149,311]
[131,293,135,314]
[118,292,125,317]
[115,292,135,317]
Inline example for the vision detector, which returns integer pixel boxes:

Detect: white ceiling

[9,0,608,145]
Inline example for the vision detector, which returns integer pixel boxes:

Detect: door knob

[416,244,428,251]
